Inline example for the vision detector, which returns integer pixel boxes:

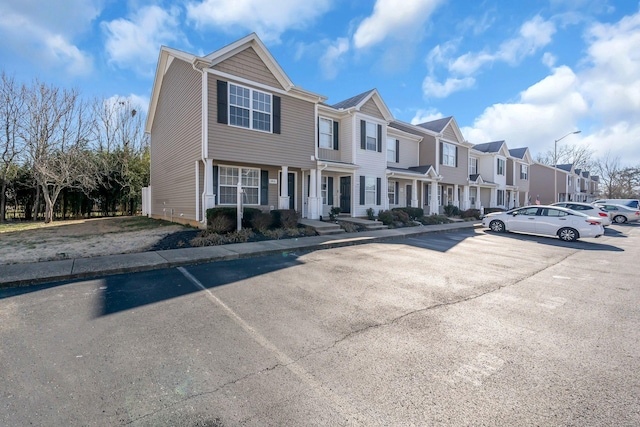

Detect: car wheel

[558,227,578,242]
[613,215,627,224]
[489,220,505,233]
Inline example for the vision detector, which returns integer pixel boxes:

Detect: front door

[288,172,295,210]
[406,184,412,207]
[339,176,351,214]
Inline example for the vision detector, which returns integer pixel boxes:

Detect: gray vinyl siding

[530,163,556,205]
[419,134,437,167]
[506,159,515,185]
[442,124,457,141]
[208,74,315,169]
[360,99,385,120]
[440,145,469,185]
[397,138,420,169]
[150,59,201,221]
[212,47,284,90]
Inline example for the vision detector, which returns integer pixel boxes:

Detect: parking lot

[1,223,639,426]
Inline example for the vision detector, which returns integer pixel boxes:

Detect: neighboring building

[470,141,510,209]
[508,147,533,207]
[145,33,326,226]
[530,162,571,204]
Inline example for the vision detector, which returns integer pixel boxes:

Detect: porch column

[308,168,320,219]
[279,166,289,209]
[524,191,530,206]
[463,185,470,210]
[476,186,481,210]
[490,188,497,207]
[204,158,215,210]
[411,179,418,207]
[453,184,459,208]
[430,182,439,215]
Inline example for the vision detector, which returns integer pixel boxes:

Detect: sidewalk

[0,221,482,288]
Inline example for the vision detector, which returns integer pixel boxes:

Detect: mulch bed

[149,229,200,250]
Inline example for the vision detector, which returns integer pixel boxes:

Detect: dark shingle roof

[330,89,376,109]
[473,141,505,153]
[388,121,425,136]
[416,116,452,133]
[509,147,528,159]
[556,164,573,172]
[469,174,481,181]
[408,165,434,174]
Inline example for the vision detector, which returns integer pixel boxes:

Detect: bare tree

[21,81,96,223]
[535,142,595,171]
[593,152,622,198]
[0,72,25,223]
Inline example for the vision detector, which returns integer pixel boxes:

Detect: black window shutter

[328,177,334,205]
[360,120,366,149]
[376,178,381,205]
[395,139,400,163]
[439,142,443,164]
[212,166,219,204]
[217,81,228,124]
[360,176,365,205]
[377,124,382,152]
[260,170,268,205]
[455,146,458,167]
[333,121,339,150]
[273,96,281,134]
[317,120,320,147]
[395,181,399,204]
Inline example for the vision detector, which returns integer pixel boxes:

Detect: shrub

[269,209,299,229]
[251,211,273,232]
[377,209,413,228]
[299,226,317,237]
[190,232,226,247]
[206,207,261,229]
[392,207,424,220]
[208,215,235,233]
[366,207,375,220]
[329,206,341,221]
[443,204,461,217]
[227,228,255,243]
[461,209,482,220]
[262,228,286,240]
[420,214,452,225]
[284,228,301,237]
[338,221,359,233]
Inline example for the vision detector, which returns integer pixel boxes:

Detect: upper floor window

[229,83,271,132]
[366,122,377,151]
[442,142,456,167]
[360,120,381,152]
[319,118,333,149]
[387,137,397,162]
[567,175,572,186]
[520,164,528,180]
[469,157,477,175]
[497,158,505,175]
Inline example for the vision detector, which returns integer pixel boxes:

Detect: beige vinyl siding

[150,59,202,222]
[506,159,515,185]
[529,163,556,205]
[340,117,354,164]
[396,137,420,169]
[208,75,315,169]
[439,145,469,185]
[442,123,457,141]
[360,99,385,120]
[212,47,284,90]
[419,134,437,167]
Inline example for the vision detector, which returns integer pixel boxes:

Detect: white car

[551,202,612,226]
[594,203,640,224]
[482,205,605,242]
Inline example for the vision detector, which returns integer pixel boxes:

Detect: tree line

[1,72,149,223]
[536,143,640,200]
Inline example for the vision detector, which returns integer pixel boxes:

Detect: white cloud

[102,5,184,76]
[422,76,475,98]
[186,0,333,42]
[0,0,97,75]
[105,94,150,115]
[319,38,350,80]
[353,0,443,49]
[411,108,443,125]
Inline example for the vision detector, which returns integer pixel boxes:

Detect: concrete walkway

[0,221,482,288]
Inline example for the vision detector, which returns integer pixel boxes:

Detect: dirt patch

[0,217,195,265]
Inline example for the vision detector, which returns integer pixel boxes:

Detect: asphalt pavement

[0,221,481,288]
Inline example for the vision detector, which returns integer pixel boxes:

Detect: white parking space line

[176,266,372,425]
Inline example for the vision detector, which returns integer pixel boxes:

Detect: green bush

[377,209,414,228]
[420,214,452,225]
[392,207,424,220]
[339,222,359,233]
[270,209,298,228]
[250,211,273,232]
[329,206,341,221]
[443,204,461,217]
[366,207,375,220]
[206,207,261,229]
[461,209,482,220]
[208,215,235,233]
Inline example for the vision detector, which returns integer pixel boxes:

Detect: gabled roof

[556,164,573,172]
[509,148,527,159]
[473,141,505,153]
[387,165,439,180]
[416,116,452,133]
[329,88,394,122]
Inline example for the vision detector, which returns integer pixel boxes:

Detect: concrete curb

[0,221,482,289]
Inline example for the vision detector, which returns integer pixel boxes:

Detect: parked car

[594,198,639,209]
[594,203,640,224]
[551,202,612,226]
[482,205,605,242]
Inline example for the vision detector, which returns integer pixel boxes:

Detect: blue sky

[2,0,640,166]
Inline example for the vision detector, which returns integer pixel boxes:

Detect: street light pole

[554,130,582,203]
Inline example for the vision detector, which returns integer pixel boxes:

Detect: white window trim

[469,157,477,175]
[228,83,272,133]
[497,158,505,176]
[520,164,528,180]
[321,176,328,204]
[388,179,396,204]
[387,137,396,162]
[365,176,376,204]
[218,165,261,205]
[442,142,456,167]
[319,117,333,149]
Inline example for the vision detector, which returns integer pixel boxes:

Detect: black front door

[339,176,351,213]
[406,184,412,207]
[288,172,295,210]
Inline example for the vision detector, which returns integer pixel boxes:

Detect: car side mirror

[512,212,518,216]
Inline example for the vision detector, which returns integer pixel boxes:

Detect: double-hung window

[366,122,377,151]
[319,118,333,149]
[219,166,260,205]
[442,142,456,167]
[365,177,376,204]
[497,190,505,206]
[387,137,396,162]
[497,158,505,175]
[469,157,477,175]
[388,180,396,204]
[520,164,528,180]
[321,176,328,204]
[229,83,271,132]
